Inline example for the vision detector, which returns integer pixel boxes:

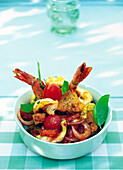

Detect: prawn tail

[81,66,92,81]
[13,68,36,85]
[69,62,92,90]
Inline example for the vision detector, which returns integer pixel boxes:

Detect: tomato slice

[40,129,59,137]
[44,115,61,130]
[43,84,62,101]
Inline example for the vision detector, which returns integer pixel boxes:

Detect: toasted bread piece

[57,90,85,113]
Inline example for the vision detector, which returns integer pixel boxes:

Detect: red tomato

[20,109,33,121]
[44,115,61,130]
[40,129,59,137]
[43,84,62,101]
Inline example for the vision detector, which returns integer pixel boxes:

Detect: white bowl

[14,85,112,159]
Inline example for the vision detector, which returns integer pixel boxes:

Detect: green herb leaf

[37,62,41,83]
[21,103,34,113]
[37,62,45,89]
[61,80,69,95]
[93,94,110,129]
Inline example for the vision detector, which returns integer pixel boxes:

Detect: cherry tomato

[44,115,61,130]
[20,108,33,121]
[43,84,62,101]
[40,129,59,137]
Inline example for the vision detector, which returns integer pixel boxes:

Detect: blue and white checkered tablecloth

[0,97,123,170]
[0,0,123,169]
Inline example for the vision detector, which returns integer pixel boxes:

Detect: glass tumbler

[47,0,80,34]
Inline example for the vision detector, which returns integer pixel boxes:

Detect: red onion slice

[72,122,91,140]
[67,119,84,126]
[17,111,34,126]
[64,136,79,142]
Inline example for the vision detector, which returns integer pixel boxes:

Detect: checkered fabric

[0,97,123,170]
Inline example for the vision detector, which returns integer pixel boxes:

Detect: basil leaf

[61,80,69,95]
[21,103,34,113]
[93,94,110,129]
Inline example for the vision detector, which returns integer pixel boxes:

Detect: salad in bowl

[13,62,111,159]
[13,62,110,144]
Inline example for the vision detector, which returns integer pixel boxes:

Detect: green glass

[47,0,80,34]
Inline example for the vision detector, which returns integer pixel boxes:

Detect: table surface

[0,0,123,169]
